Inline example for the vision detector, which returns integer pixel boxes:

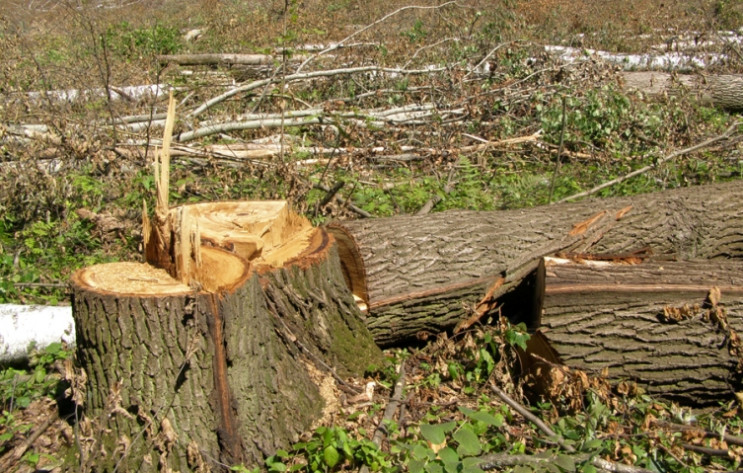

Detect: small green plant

[400,405,508,473]
[402,19,428,43]
[0,342,70,465]
[287,426,393,473]
[502,321,530,351]
[0,342,69,412]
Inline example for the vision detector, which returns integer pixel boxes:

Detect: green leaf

[267,461,287,473]
[512,466,533,473]
[426,462,444,473]
[581,464,598,473]
[554,454,575,472]
[412,444,435,460]
[460,408,504,427]
[323,446,341,468]
[453,427,482,456]
[438,446,459,464]
[447,362,461,380]
[582,439,603,450]
[461,457,485,473]
[419,422,455,445]
[408,458,426,473]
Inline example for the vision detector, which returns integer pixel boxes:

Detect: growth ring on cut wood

[175,200,318,269]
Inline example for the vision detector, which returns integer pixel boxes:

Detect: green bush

[103,21,182,60]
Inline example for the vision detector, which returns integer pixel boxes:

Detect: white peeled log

[0,304,74,364]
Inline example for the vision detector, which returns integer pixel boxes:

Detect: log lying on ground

[157,53,275,66]
[540,258,743,405]
[0,304,73,364]
[621,72,743,110]
[328,180,743,346]
[72,200,382,471]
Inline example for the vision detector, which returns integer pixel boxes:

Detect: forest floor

[1,0,743,471]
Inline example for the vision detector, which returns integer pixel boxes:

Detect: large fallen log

[621,72,743,111]
[328,180,743,346]
[540,258,743,405]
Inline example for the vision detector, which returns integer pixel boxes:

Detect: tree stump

[71,201,383,471]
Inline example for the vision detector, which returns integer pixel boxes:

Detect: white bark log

[621,72,743,110]
[0,304,74,364]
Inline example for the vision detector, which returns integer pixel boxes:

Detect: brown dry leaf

[735,392,743,408]
[707,286,722,308]
[620,444,637,463]
[642,413,657,431]
[682,428,706,444]
[429,440,447,454]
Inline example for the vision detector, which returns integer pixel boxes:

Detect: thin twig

[490,384,656,473]
[359,363,406,473]
[490,383,574,452]
[465,41,512,79]
[189,66,446,118]
[371,362,406,445]
[557,121,741,203]
[0,412,57,470]
[654,419,743,447]
[316,183,372,218]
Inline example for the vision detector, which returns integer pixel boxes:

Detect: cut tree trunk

[540,258,743,405]
[328,180,743,346]
[71,201,382,471]
[621,72,743,110]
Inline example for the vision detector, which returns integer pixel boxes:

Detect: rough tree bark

[540,258,743,405]
[621,72,743,110]
[328,180,743,346]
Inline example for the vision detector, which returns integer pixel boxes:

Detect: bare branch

[295,1,460,73]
